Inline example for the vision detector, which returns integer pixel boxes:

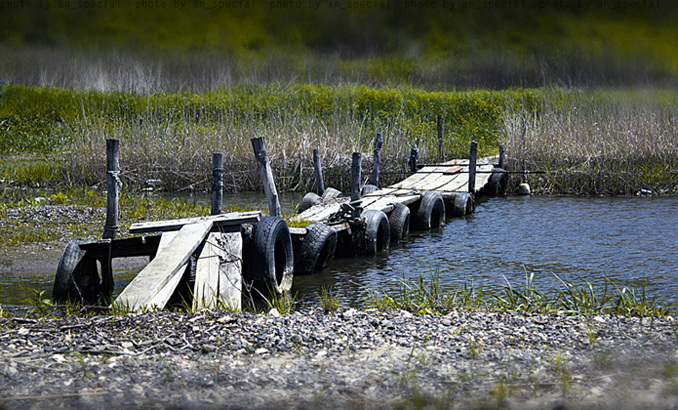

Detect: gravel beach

[2,308,678,410]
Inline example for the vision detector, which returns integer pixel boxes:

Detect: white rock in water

[518,183,531,195]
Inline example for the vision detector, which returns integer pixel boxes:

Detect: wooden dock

[292,156,501,227]
[53,138,511,313]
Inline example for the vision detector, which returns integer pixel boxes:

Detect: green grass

[363,272,678,318]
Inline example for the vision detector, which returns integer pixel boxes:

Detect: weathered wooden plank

[365,195,420,213]
[146,231,185,310]
[193,232,242,311]
[421,174,468,191]
[114,221,213,311]
[218,232,242,311]
[129,212,261,234]
[362,187,398,197]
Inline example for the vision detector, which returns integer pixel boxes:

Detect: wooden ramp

[113,211,261,312]
[292,157,498,225]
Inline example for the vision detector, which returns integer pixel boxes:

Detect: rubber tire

[245,216,294,294]
[389,203,411,243]
[294,224,338,275]
[449,192,474,217]
[53,241,100,305]
[359,209,390,255]
[486,168,508,196]
[298,192,321,214]
[362,184,379,195]
[321,187,342,200]
[412,191,445,230]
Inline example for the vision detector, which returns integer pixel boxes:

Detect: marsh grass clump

[504,88,678,195]
[363,272,678,318]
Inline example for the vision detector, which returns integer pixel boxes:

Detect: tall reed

[504,89,678,195]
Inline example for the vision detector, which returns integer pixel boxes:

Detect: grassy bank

[1,84,677,195]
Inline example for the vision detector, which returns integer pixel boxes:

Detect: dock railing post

[313,148,325,196]
[469,141,478,195]
[211,152,224,216]
[437,115,443,163]
[103,139,120,240]
[371,133,382,187]
[351,152,362,201]
[251,137,282,218]
[408,140,419,174]
[498,144,505,169]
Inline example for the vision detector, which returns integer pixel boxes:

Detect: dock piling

[351,152,362,201]
[211,152,224,216]
[103,139,120,240]
[372,133,382,187]
[251,137,282,218]
[469,141,478,195]
[313,148,325,196]
[408,141,419,174]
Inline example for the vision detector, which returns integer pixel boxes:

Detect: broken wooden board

[443,166,463,175]
[193,232,242,311]
[146,231,186,310]
[114,221,213,312]
[129,211,262,234]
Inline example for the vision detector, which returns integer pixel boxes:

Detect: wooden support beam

[114,221,213,311]
[371,133,382,187]
[193,232,242,311]
[351,152,362,201]
[211,153,224,216]
[129,211,262,234]
[313,148,325,196]
[468,141,478,195]
[251,137,282,218]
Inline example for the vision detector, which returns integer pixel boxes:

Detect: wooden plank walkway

[292,157,498,225]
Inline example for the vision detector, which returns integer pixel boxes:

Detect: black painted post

[351,152,362,201]
[211,153,224,216]
[313,148,325,195]
[371,133,382,187]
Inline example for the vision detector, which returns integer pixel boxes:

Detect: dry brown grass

[504,89,678,195]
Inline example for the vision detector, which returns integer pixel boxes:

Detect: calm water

[2,194,677,310]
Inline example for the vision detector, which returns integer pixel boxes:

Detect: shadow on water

[4,193,678,311]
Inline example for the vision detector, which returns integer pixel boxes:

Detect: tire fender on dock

[321,187,342,200]
[449,192,474,217]
[412,191,445,230]
[359,209,390,255]
[53,241,100,305]
[298,192,321,214]
[245,216,294,294]
[485,168,509,196]
[293,224,338,275]
[388,202,410,243]
[361,184,379,195]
